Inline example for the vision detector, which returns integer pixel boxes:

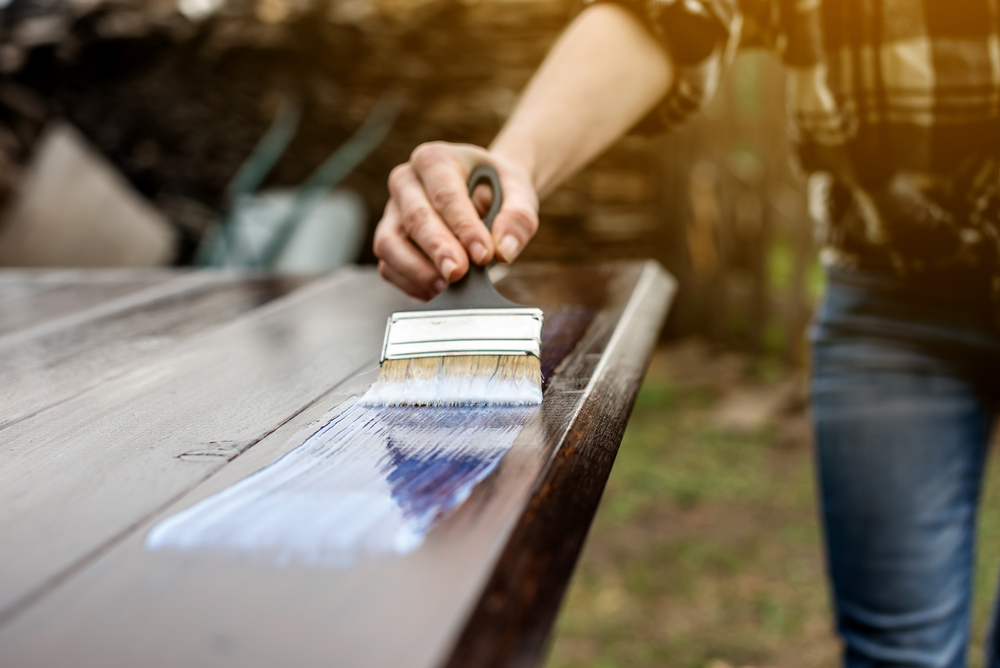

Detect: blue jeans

[812,266,1000,668]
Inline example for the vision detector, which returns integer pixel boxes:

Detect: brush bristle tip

[358,355,542,407]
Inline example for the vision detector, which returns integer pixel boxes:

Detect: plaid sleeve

[583,0,745,133]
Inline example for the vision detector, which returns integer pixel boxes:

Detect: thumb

[489,170,539,263]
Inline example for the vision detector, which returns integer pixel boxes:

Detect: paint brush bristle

[362,164,543,407]
[358,354,542,406]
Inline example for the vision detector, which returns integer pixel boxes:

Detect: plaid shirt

[594,0,1000,297]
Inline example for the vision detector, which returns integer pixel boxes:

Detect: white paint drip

[146,402,535,568]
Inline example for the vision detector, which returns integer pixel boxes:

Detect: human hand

[373,142,539,300]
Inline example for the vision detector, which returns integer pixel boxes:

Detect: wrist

[489,133,541,194]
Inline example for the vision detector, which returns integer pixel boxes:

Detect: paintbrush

[359,164,543,406]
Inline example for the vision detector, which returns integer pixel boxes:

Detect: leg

[813,315,995,667]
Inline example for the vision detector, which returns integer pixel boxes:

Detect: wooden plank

[0,267,413,623]
[0,268,179,289]
[0,271,227,348]
[0,262,674,668]
[0,269,178,336]
[0,274,308,430]
[445,263,674,667]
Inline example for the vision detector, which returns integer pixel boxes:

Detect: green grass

[543,370,1000,668]
[974,462,1000,667]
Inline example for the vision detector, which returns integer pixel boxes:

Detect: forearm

[374,3,676,299]
[491,3,675,198]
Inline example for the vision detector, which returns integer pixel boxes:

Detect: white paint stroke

[147,401,536,568]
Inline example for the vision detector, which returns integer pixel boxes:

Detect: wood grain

[0,273,307,430]
[0,262,674,668]
[444,263,675,668]
[0,269,176,336]
[0,268,412,622]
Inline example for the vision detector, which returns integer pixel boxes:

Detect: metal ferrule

[380,308,544,362]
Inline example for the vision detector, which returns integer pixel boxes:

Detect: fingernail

[433,278,447,293]
[441,257,458,281]
[469,241,488,265]
[498,235,520,262]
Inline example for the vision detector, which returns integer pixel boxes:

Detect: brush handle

[419,164,524,311]
[468,164,502,232]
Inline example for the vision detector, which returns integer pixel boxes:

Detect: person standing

[373,2,1000,665]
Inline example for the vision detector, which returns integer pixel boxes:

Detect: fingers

[373,200,448,300]
[379,260,444,301]
[412,143,495,266]
[387,163,469,282]
[459,152,539,264]
[373,141,542,299]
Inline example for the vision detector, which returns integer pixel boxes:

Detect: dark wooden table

[0,262,674,668]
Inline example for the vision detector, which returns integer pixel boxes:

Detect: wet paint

[146,305,593,568]
[147,403,535,567]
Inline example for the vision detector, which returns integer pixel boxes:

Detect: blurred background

[3,0,1000,666]
[0,0,815,359]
